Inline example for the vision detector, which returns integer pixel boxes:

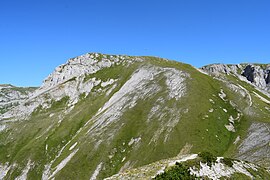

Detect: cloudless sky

[1,0,270,87]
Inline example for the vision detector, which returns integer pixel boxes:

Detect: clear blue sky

[1,0,270,87]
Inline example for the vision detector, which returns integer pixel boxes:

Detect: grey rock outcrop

[40,53,143,91]
[0,84,37,114]
[201,64,240,75]
[266,71,270,84]
[201,63,270,93]
[242,65,255,83]
[237,122,270,167]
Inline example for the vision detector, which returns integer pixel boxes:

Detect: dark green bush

[221,157,233,167]
[198,152,217,166]
[154,162,196,180]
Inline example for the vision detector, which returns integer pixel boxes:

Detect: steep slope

[201,63,270,168]
[0,53,269,179]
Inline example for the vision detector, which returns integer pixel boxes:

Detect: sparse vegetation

[221,157,234,167]
[198,151,217,166]
[154,162,196,180]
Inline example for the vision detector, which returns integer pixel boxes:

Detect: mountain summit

[0,53,269,179]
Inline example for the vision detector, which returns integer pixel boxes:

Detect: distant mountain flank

[0,53,269,179]
[0,84,37,114]
[202,63,270,95]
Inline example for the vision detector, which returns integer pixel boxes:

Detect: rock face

[0,84,37,114]
[201,63,270,94]
[0,53,269,179]
[266,71,270,84]
[242,65,255,83]
[237,122,270,167]
[40,53,142,91]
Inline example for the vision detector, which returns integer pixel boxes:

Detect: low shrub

[198,151,217,166]
[154,162,196,180]
[221,157,234,167]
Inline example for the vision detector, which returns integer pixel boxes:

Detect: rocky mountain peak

[40,53,143,91]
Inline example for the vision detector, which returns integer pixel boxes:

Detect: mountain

[0,53,269,179]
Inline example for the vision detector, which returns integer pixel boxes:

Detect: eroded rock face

[237,122,270,167]
[242,65,255,83]
[0,85,37,114]
[201,63,270,93]
[266,71,270,84]
[201,64,240,75]
[40,53,143,91]
[249,65,270,91]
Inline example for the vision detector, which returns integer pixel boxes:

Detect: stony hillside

[202,63,270,167]
[0,53,269,179]
[0,84,37,115]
